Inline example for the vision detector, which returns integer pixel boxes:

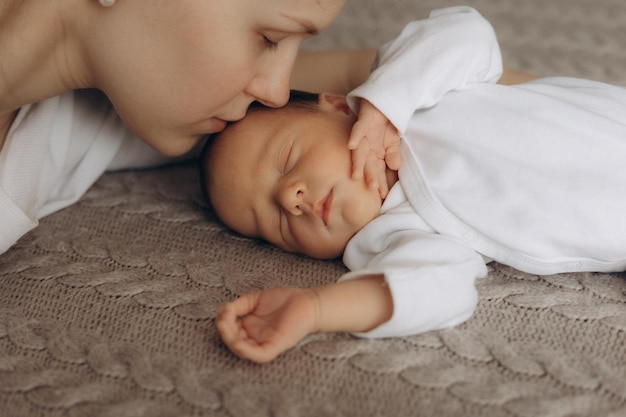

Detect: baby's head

[201,91,385,259]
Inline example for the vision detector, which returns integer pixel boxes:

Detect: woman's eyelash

[263,37,279,51]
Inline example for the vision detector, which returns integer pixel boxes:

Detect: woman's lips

[209,118,227,132]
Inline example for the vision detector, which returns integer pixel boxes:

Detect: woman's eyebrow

[281,14,319,35]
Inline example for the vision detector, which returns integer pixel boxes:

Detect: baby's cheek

[346,197,379,230]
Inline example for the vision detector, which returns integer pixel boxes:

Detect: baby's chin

[299,234,352,260]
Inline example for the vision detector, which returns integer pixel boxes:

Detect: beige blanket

[1,0,625,416]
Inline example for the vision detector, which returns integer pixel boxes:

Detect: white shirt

[0,91,179,254]
[342,6,626,338]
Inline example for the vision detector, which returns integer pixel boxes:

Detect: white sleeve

[347,6,503,134]
[340,206,488,339]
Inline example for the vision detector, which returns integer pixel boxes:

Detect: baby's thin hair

[249,90,319,111]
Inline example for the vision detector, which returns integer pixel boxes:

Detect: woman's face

[92,0,345,156]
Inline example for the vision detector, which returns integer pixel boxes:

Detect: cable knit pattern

[1,0,625,415]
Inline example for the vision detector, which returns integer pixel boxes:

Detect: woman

[0,0,367,155]
[0,0,381,255]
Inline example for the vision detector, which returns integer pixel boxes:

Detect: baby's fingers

[228,338,285,364]
[385,142,402,171]
[348,116,371,150]
[216,294,261,341]
[351,139,369,179]
[216,303,243,344]
[363,155,388,198]
[216,303,279,363]
[227,292,261,317]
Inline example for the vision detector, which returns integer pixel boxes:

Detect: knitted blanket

[1,0,625,416]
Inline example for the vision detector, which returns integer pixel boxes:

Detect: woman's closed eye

[263,36,279,52]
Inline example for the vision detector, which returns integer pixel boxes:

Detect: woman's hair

[198,90,320,209]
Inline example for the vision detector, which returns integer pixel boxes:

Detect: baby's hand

[216,287,320,363]
[349,99,402,199]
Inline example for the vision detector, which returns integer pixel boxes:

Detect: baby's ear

[318,93,353,116]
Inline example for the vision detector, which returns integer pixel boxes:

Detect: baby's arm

[347,68,538,199]
[498,68,538,85]
[347,7,503,198]
[216,275,392,363]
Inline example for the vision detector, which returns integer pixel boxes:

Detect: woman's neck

[0,0,93,114]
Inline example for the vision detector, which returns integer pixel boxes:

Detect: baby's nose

[278,181,306,216]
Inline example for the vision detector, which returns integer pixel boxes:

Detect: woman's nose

[277,180,306,216]
[246,72,290,108]
[245,51,295,108]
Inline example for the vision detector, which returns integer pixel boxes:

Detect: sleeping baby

[201,7,626,363]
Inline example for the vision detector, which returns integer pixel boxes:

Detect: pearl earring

[99,0,115,6]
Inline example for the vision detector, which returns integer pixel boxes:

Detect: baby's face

[207,98,383,259]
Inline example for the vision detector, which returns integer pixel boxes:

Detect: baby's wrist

[305,287,324,334]
[308,276,392,334]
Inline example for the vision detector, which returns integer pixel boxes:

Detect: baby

[202,7,626,363]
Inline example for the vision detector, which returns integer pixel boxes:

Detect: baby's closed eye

[278,141,294,174]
